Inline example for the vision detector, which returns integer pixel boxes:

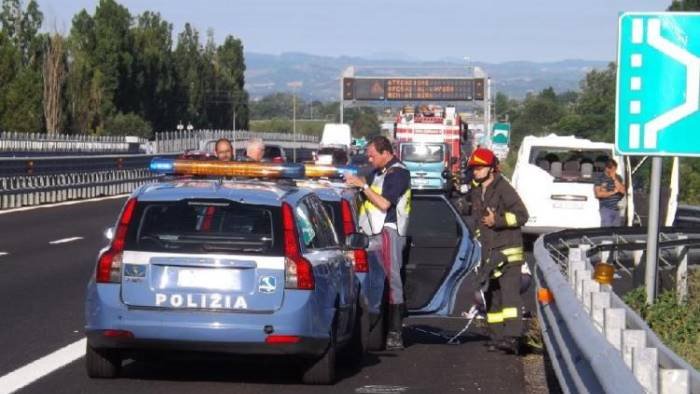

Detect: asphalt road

[0,197,553,394]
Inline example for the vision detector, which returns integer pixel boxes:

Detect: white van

[321,123,352,149]
[512,134,679,234]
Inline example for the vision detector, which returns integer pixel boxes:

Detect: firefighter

[465,147,529,354]
[346,136,411,350]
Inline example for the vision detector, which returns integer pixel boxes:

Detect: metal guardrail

[676,205,700,226]
[535,231,699,394]
[154,129,319,154]
[0,131,146,155]
[0,154,177,177]
[535,236,643,394]
[0,169,156,210]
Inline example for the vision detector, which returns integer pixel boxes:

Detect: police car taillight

[341,200,368,273]
[97,198,137,283]
[281,202,315,290]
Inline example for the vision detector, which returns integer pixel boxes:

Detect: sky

[36,0,671,63]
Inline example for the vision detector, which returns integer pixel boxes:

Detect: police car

[297,165,482,349]
[296,177,387,350]
[85,160,369,385]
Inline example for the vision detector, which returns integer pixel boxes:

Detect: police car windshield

[125,200,281,255]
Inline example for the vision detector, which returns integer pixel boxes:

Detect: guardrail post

[581,280,600,312]
[634,347,659,394]
[622,330,647,368]
[604,308,626,351]
[591,291,611,332]
[660,369,689,394]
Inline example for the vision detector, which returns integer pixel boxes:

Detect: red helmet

[467,148,497,168]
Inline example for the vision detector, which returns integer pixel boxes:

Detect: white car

[512,134,678,234]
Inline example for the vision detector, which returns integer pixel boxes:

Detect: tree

[0,0,43,132]
[174,23,206,126]
[130,11,178,131]
[345,107,380,138]
[510,88,565,145]
[103,112,151,137]
[42,33,65,133]
[216,35,248,130]
[668,0,700,10]
[91,0,133,129]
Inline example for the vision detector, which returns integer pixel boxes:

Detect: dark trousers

[485,263,524,340]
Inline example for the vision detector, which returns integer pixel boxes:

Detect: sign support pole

[644,156,663,304]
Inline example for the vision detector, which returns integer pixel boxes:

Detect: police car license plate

[413,178,428,185]
[177,268,241,291]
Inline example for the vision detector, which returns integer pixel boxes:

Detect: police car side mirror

[441,169,450,179]
[104,226,115,241]
[345,232,369,250]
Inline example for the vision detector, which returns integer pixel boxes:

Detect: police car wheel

[85,344,121,378]
[302,321,337,384]
[340,297,369,366]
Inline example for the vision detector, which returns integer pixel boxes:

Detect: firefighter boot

[385,304,405,350]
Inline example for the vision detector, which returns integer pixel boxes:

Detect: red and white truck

[394,105,464,191]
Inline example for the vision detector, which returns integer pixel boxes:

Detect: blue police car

[85,161,369,384]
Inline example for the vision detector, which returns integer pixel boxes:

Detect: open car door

[403,194,480,316]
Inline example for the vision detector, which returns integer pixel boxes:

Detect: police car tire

[85,344,121,378]
[302,321,337,384]
[340,297,369,366]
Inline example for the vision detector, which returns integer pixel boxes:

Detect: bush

[623,269,700,369]
[102,112,152,138]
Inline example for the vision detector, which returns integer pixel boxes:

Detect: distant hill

[244,52,610,101]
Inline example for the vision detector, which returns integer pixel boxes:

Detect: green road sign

[492,123,510,145]
[616,12,700,156]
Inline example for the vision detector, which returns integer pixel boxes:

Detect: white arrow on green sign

[492,123,510,145]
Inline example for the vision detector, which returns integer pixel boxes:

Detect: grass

[623,268,700,369]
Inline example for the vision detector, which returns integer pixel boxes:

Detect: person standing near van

[465,148,529,355]
[346,136,411,351]
[595,159,625,227]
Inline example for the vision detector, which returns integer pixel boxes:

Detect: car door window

[308,196,339,248]
[295,201,318,248]
[296,197,339,250]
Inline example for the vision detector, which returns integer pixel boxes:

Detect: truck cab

[399,142,451,192]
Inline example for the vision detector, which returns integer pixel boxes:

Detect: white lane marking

[0,252,8,257]
[0,338,86,394]
[0,194,128,216]
[49,237,84,245]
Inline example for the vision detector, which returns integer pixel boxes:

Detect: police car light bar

[149,158,305,179]
[304,164,358,178]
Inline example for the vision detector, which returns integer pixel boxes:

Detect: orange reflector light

[304,164,358,178]
[150,158,304,179]
[537,288,554,305]
[593,262,614,285]
[265,335,301,344]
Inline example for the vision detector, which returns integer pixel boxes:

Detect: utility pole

[287,81,303,163]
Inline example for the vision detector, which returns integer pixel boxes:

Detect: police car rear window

[125,200,281,255]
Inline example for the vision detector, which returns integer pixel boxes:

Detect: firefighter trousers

[484,260,524,340]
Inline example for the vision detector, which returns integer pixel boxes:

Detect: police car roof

[295,180,356,202]
[135,179,309,206]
